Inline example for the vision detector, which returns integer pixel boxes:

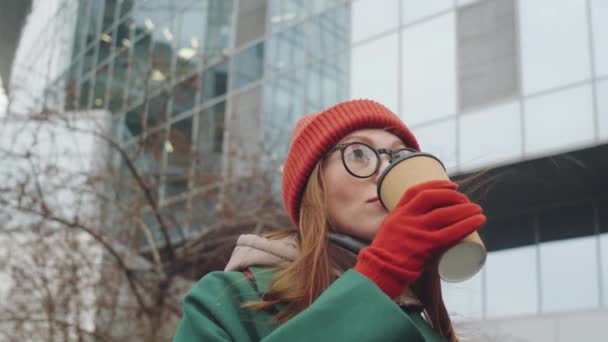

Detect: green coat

[174,267,446,341]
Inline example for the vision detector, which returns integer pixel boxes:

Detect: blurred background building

[1,0,607,340]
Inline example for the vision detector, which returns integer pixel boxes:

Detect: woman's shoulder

[186,266,277,299]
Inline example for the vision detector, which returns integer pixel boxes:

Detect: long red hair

[245,162,461,341]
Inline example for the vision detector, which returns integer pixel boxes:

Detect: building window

[235,0,267,47]
[457,0,519,110]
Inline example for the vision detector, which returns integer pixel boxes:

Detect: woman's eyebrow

[340,135,406,148]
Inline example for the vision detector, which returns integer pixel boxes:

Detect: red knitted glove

[354,179,486,299]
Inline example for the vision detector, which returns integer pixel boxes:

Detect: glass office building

[10,0,608,340]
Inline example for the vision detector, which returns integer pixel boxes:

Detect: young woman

[174,99,486,341]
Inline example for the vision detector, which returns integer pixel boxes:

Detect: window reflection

[174,5,205,78]
[233,42,264,89]
[401,13,456,125]
[79,78,91,109]
[524,85,594,156]
[200,60,228,105]
[591,0,608,77]
[540,237,599,312]
[124,103,145,142]
[266,23,306,74]
[401,0,453,25]
[194,101,225,187]
[138,129,167,202]
[128,33,152,106]
[108,51,129,113]
[85,0,104,48]
[351,0,399,43]
[230,86,264,178]
[413,119,457,171]
[172,74,199,117]
[486,246,538,317]
[518,0,591,94]
[64,63,80,110]
[165,117,193,198]
[350,33,399,112]
[146,90,170,128]
[101,0,119,33]
[264,69,306,154]
[149,36,174,91]
[190,190,219,233]
[235,0,267,47]
[539,203,594,243]
[307,52,350,113]
[204,0,233,59]
[269,0,307,32]
[92,65,110,109]
[598,80,608,141]
[307,3,350,61]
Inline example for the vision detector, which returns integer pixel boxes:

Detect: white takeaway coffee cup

[377,152,487,283]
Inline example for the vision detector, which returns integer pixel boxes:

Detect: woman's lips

[366,197,379,203]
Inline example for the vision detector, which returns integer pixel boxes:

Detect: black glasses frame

[326,141,418,178]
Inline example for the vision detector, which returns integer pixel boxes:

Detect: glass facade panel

[307,52,350,113]
[524,85,594,156]
[232,42,265,89]
[307,4,350,61]
[598,80,608,141]
[139,129,167,201]
[481,215,535,252]
[235,0,267,47]
[92,65,110,109]
[146,90,170,128]
[174,5,206,79]
[200,60,228,104]
[266,23,306,74]
[518,0,591,94]
[457,0,519,110]
[172,74,199,117]
[351,0,398,43]
[165,116,193,198]
[350,33,399,112]
[401,13,456,126]
[402,0,453,25]
[269,0,307,32]
[459,101,522,171]
[190,190,219,233]
[412,119,457,171]
[264,69,306,153]
[85,0,104,48]
[486,246,538,317]
[149,36,174,91]
[540,236,600,312]
[160,200,189,242]
[229,86,264,178]
[128,33,152,106]
[599,200,608,307]
[108,51,129,113]
[204,0,233,59]
[124,103,145,142]
[591,0,608,77]
[538,204,594,243]
[79,78,91,109]
[194,101,225,187]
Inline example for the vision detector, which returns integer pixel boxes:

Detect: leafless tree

[0,74,290,341]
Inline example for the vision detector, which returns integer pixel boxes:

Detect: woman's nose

[374,155,392,183]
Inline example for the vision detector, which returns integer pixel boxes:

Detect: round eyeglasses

[326,142,418,178]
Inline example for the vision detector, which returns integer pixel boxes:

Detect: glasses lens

[391,148,417,161]
[343,143,377,177]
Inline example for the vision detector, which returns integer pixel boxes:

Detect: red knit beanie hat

[281,99,420,228]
